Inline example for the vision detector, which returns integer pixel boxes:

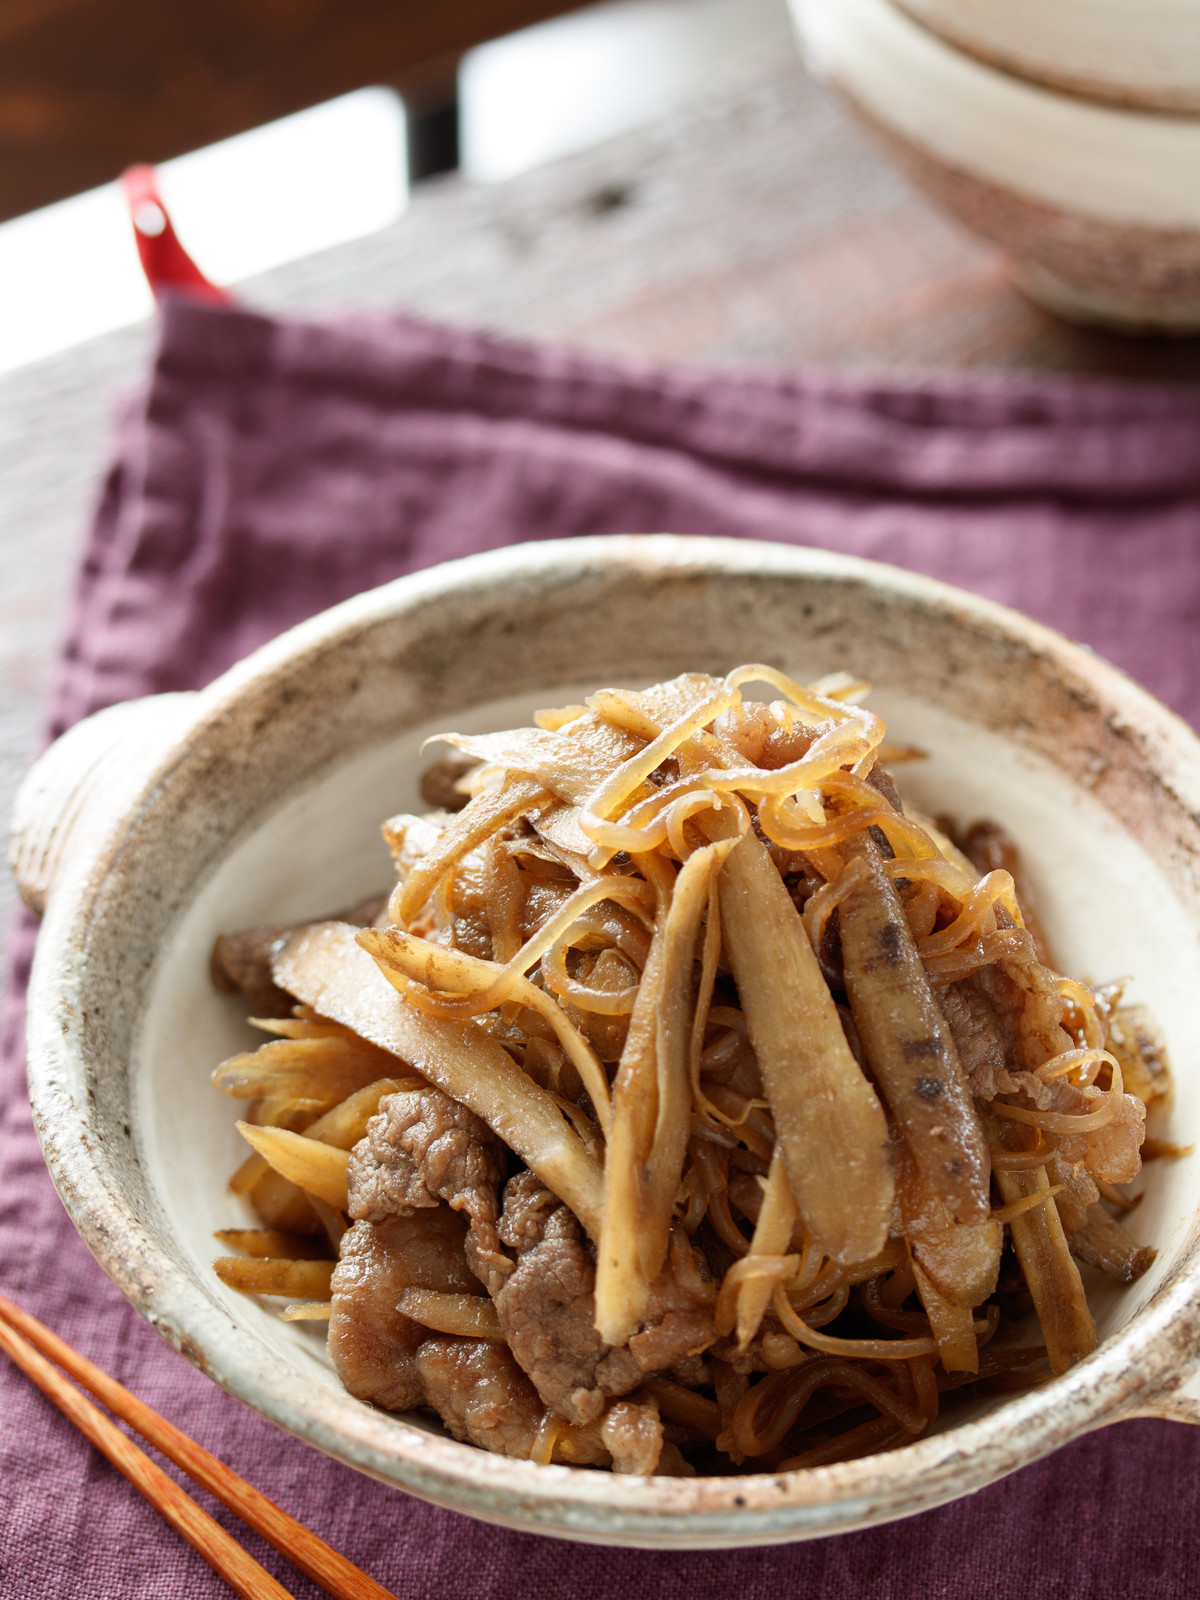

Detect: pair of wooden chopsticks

[0,1292,396,1600]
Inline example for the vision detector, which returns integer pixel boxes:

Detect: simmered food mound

[209,666,1173,1476]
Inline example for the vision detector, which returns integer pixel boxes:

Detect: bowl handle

[1122,1364,1200,1427]
[9,693,196,915]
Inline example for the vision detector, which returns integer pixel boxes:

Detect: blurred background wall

[0,0,795,372]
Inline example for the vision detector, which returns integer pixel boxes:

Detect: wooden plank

[0,0,584,221]
[259,57,1200,383]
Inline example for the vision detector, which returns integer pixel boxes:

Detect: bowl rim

[23,532,1200,1546]
[796,0,1200,230]
[890,0,1200,111]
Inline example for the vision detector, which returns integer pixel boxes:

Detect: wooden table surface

[3,52,1199,949]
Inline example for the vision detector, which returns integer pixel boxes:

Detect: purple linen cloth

[5,294,1200,1599]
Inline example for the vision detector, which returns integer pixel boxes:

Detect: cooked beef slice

[415,1338,661,1470]
[938,978,1008,1090]
[419,757,479,813]
[492,1171,715,1425]
[329,1209,476,1412]
[345,1082,512,1310]
[600,1396,664,1475]
[627,1243,720,1377]
[328,1218,425,1410]
[939,971,1145,1183]
[211,893,387,1016]
[416,1336,547,1457]
[340,1100,713,1438]
[347,1086,506,1226]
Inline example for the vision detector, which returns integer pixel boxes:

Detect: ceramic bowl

[895,0,1200,113]
[11,534,1200,1548]
[792,0,1200,333]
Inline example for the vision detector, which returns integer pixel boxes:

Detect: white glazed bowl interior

[26,535,1200,1547]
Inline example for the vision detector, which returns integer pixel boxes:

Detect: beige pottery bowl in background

[792,0,1200,333]
[11,533,1200,1547]
[896,0,1200,112]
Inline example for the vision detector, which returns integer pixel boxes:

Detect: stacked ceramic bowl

[790,0,1200,332]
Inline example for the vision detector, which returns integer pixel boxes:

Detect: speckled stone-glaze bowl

[793,0,1200,333]
[11,534,1200,1547]
[895,0,1200,113]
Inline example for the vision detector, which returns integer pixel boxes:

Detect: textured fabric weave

[4,295,1200,1599]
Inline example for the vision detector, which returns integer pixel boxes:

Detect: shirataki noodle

[205,666,1174,1477]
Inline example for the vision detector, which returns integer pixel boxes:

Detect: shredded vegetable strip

[502,876,656,978]
[438,712,647,805]
[580,688,740,851]
[393,777,552,926]
[541,935,638,1015]
[595,930,666,1344]
[801,857,870,966]
[358,927,614,1132]
[991,1098,1119,1135]
[990,1185,1065,1225]
[723,1356,925,1458]
[484,835,525,964]
[910,1257,980,1373]
[1056,978,1105,1050]
[641,839,737,1286]
[986,1118,1096,1373]
[397,1289,504,1341]
[1035,1048,1121,1087]
[772,1286,939,1361]
[884,856,977,904]
[916,870,1025,956]
[758,793,938,860]
[688,874,725,1125]
[274,924,606,1242]
[839,830,991,1224]
[717,826,894,1264]
[723,665,881,748]
[235,1123,350,1211]
[729,1147,799,1349]
[386,876,655,1019]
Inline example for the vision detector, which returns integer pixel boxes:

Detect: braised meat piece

[940,973,1146,1183]
[948,960,1070,1079]
[600,1397,666,1476]
[938,978,1007,1091]
[347,1082,512,1304]
[416,1337,549,1458]
[347,1086,506,1225]
[329,1208,476,1412]
[492,1171,715,1425]
[419,757,478,813]
[416,1338,667,1470]
[328,1218,422,1410]
[1053,1086,1145,1185]
[493,1172,638,1424]
[211,893,387,1016]
[628,1236,720,1377]
[940,967,1070,1104]
[209,926,297,1017]
[495,1166,560,1250]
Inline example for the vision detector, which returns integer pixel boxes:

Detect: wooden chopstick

[0,1308,295,1600]
[0,1293,396,1600]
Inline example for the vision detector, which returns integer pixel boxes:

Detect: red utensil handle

[121,164,232,303]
